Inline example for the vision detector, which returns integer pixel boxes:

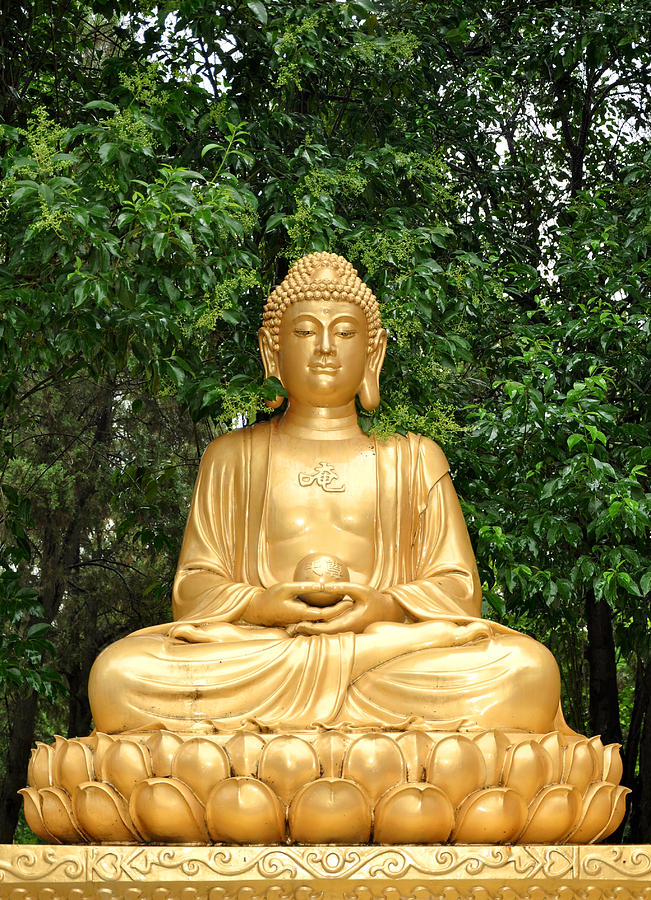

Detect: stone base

[0,844,649,899]
[22,729,627,846]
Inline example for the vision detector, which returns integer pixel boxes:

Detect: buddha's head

[259,253,387,410]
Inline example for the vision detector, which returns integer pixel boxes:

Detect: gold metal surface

[1,843,650,899]
[23,252,627,846]
[87,252,561,735]
[22,729,626,845]
[297,462,347,492]
[293,554,349,606]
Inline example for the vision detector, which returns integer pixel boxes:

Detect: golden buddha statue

[22,253,627,846]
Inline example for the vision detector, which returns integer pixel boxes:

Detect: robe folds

[89,419,562,734]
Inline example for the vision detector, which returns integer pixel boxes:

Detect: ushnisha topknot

[262,252,381,352]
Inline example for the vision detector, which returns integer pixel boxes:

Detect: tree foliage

[0,0,649,842]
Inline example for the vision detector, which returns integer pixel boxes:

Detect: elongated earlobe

[358,329,387,411]
[358,375,380,411]
[258,327,285,409]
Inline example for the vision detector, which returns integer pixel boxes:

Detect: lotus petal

[50,735,67,781]
[129,777,208,843]
[27,742,54,790]
[171,738,230,803]
[289,778,371,843]
[53,739,94,795]
[453,787,527,844]
[472,731,510,785]
[342,734,405,804]
[18,788,57,843]
[426,735,486,807]
[396,732,434,783]
[73,782,141,842]
[562,739,598,793]
[602,743,623,785]
[313,731,350,777]
[224,733,265,777]
[374,783,454,843]
[518,784,582,843]
[588,735,605,778]
[568,781,627,843]
[500,740,553,803]
[537,732,567,784]
[98,739,153,799]
[93,733,116,774]
[40,786,85,842]
[258,736,319,804]
[592,784,629,842]
[206,777,285,843]
[53,734,67,752]
[146,731,184,776]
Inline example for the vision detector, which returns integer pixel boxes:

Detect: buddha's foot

[22,729,627,846]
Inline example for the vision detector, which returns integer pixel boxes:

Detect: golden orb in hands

[293,554,350,607]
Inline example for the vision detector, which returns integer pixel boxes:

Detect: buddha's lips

[310,364,340,372]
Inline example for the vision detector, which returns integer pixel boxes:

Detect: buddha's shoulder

[378,431,450,483]
[200,420,273,466]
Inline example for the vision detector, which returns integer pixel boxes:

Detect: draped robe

[89,420,562,734]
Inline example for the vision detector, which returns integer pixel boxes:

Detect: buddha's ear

[258,327,285,409]
[258,327,278,379]
[358,328,387,411]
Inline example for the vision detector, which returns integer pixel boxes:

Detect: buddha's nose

[317,329,335,355]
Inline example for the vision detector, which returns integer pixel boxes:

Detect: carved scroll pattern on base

[0,844,650,900]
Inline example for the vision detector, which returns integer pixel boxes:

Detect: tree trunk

[636,678,651,842]
[66,668,93,738]
[628,660,651,843]
[0,691,39,843]
[561,628,588,733]
[64,592,100,737]
[611,657,647,841]
[585,590,622,745]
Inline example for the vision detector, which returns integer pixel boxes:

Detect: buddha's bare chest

[266,439,377,580]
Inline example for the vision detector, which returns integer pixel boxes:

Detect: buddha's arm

[388,462,482,621]
[173,567,262,623]
[172,438,262,623]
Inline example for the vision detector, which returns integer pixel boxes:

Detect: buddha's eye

[336,330,357,338]
[294,328,315,337]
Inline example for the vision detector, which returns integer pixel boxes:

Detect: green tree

[0,38,259,837]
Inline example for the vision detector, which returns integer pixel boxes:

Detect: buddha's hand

[291,583,403,635]
[245,583,353,628]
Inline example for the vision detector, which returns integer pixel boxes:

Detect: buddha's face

[259,299,386,410]
[278,300,368,407]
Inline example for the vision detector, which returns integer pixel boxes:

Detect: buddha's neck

[277,400,362,441]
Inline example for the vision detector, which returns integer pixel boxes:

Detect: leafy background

[0,0,649,842]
